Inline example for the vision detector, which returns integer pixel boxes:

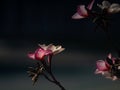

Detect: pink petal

[35,48,46,60]
[87,0,95,10]
[28,53,35,60]
[72,12,85,19]
[45,50,52,55]
[77,5,88,16]
[96,60,109,71]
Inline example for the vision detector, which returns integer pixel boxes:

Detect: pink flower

[72,0,95,19]
[95,53,119,80]
[95,59,117,80]
[28,44,65,61]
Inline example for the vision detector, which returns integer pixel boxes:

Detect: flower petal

[35,48,46,60]
[108,53,112,59]
[109,3,120,13]
[72,5,88,19]
[53,48,65,55]
[77,5,88,16]
[72,12,85,19]
[28,53,35,60]
[47,44,57,52]
[87,0,95,10]
[96,60,109,71]
[38,44,48,50]
[95,69,103,74]
[102,0,111,8]
[97,0,111,9]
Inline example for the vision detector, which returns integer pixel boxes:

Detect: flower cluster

[27,0,120,90]
[27,44,65,90]
[95,53,120,80]
[72,0,120,81]
[28,44,64,61]
[97,1,120,14]
[72,0,120,31]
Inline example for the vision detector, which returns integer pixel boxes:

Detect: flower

[97,0,120,14]
[72,0,95,19]
[95,53,120,80]
[28,44,65,61]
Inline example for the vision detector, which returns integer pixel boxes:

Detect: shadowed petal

[97,0,111,9]
[102,1,111,8]
[109,3,120,13]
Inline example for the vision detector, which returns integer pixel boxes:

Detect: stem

[43,73,54,83]
[49,71,66,90]
[48,55,52,71]
[42,57,66,90]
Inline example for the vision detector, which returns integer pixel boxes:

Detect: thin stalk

[48,55,52,71]
[47,56,66,90]
[49,71,66,90]
[43,73,54,83]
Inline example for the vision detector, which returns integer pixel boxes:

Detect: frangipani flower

[28,44,65,61]
[27,44,66,89]
[72,0,95,19]
[97,0,120,14]
[95,53,120,80]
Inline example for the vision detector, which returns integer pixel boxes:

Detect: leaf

[27,64,44,85]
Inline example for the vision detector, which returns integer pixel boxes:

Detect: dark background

[0,0,120,90]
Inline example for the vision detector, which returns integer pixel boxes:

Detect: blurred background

[0,0,120,90]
